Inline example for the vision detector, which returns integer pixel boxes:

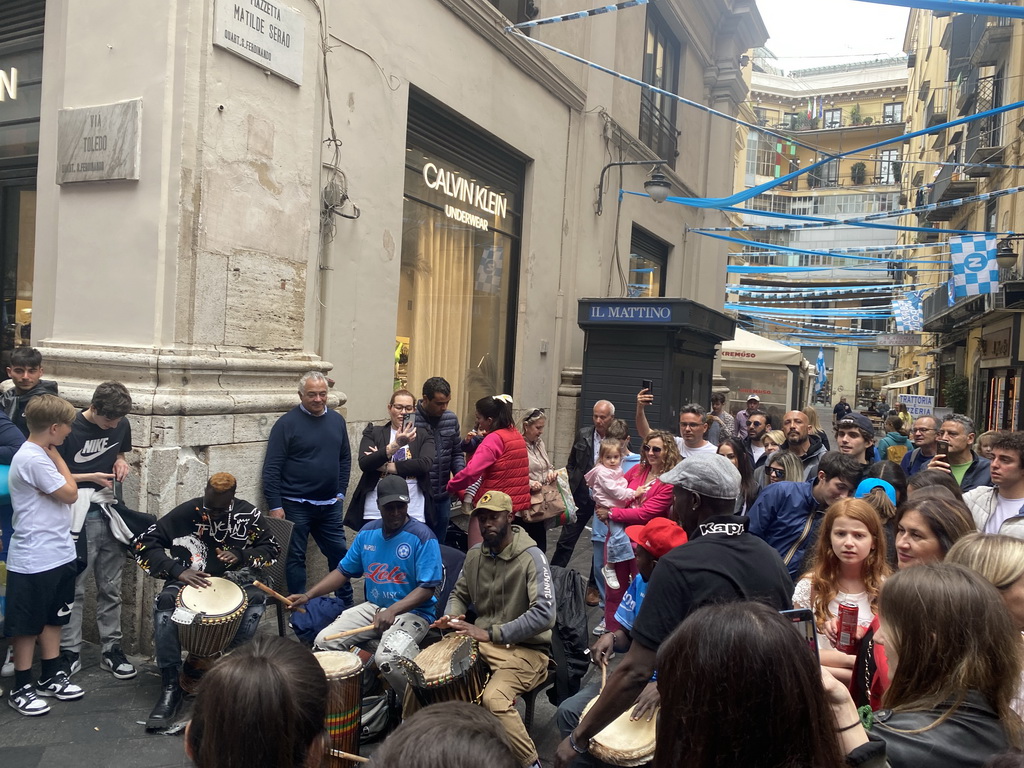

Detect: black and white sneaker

[35,670,84,701]
[9,683,51,716]
[60,649,81,676]
[101,646,137,680]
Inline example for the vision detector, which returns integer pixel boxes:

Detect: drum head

[412,635,474,683]
[581,696,657,767]
[179,577,245,615]
[314,650,363,679]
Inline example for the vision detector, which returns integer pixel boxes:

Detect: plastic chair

[262,515,295,636]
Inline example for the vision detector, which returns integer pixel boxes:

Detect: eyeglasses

[911,427,934,434]
[768,467,786,478]
[642,445,663,454]
[391,404,415,412]
[524,408,545,421]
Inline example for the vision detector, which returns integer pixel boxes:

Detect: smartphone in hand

[403,413,415,430]
[780,608,819,661]
[936,440,950,456]
[642,379,653,395]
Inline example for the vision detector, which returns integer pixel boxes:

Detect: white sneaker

[9,683,50,716]
[592,618,606,636]
[1,646,13,677]
[601,565,620,590]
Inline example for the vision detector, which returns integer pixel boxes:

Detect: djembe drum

[315,650,364,768]
[395,634,489,707]
[172,577,248,693]
[580,696,658,766]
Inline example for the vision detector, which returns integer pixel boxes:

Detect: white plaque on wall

[56,98,142,184]
[213,0,305,86]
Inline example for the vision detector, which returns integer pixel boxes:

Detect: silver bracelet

[568,732,589,754]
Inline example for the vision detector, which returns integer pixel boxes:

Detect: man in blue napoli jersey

[287,474,442,694]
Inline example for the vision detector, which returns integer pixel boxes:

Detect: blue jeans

[428,495,452,545]
[282,499,352,605]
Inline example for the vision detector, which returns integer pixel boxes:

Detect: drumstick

[251,580,306,613]
[601,661,607,692]
[329,747,369,763]
[322,623,376,642]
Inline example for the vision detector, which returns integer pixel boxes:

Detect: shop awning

[882,374,930,391]
[720,329,803,366]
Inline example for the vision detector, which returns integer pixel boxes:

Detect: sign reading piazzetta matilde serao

[213,0,306,86]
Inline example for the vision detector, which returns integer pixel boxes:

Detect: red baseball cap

[625,518,688,559]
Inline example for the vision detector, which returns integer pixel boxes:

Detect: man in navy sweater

[262,371,352,603]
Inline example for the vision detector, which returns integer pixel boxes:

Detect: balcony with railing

[970,15,1013,68]
[926,87,949,127]
[921,153,977,222]
[965,75,1006,175]
[924,273,1024,333]
[639,94,679,166]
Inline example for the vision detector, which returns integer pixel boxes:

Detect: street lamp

[596,160,669,215]
[996,237,1020,271]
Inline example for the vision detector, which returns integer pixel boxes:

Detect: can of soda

[835,600,859,654]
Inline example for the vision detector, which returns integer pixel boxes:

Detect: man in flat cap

[554,453,792,768]
[134,472,280,730]
[438,490,555,768]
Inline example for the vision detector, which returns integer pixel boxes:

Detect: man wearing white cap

[734,395,761,440]
[554,453,792,768]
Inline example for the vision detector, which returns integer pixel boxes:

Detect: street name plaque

[56,99,142,184]
[213,0,305,86]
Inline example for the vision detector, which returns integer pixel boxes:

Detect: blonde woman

[803,406,831,451]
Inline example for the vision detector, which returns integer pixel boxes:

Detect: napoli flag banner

[950,234,999,299]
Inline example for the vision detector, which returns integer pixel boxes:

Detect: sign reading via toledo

[56,99,142,184]
[214,0,305,86]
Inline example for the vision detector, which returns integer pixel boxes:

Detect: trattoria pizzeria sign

[423,161,508,231]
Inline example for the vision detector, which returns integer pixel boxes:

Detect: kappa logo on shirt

[698,521,745,537]
[74,437,120,464]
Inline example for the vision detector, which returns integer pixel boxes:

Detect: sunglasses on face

[642,445,663,454]
[768,466,786,478]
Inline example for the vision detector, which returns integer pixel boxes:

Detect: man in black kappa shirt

[554,452,793,768]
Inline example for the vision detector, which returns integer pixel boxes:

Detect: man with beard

[438,491,555,768]
[743,409,770,469]
[781,409,827,481]
[134,473,280,730]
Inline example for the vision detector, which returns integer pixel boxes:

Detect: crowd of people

[5,348,1024,768]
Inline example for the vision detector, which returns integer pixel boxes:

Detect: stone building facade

[1,0,765,650]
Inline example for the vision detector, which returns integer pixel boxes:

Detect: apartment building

[731,54,908,409]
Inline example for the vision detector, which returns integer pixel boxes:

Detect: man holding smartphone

[57,382,137,680]
[899,415,940,476]
[928,414,991,492]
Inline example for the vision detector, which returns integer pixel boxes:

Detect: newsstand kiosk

[577,298,736,439]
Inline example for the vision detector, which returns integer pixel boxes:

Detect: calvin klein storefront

[0,0,43,369]
[397,91,526,417]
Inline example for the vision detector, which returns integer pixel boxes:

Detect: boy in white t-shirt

[4,394,81,716]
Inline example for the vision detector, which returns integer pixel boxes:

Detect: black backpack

[546,565,590,706]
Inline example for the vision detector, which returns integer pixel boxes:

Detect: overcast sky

[755,0,911,72]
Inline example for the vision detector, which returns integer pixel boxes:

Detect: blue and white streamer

[507,0,649,29]
[853,0,1024,20]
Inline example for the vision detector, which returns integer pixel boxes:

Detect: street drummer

[436,490,556,768]
[555,517,689,767]
[133,472,280,731]
[287,474,442,695]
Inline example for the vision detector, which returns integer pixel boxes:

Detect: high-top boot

[145,666,182,730]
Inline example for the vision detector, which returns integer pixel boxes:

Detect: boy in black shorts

[4,394,82,716]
